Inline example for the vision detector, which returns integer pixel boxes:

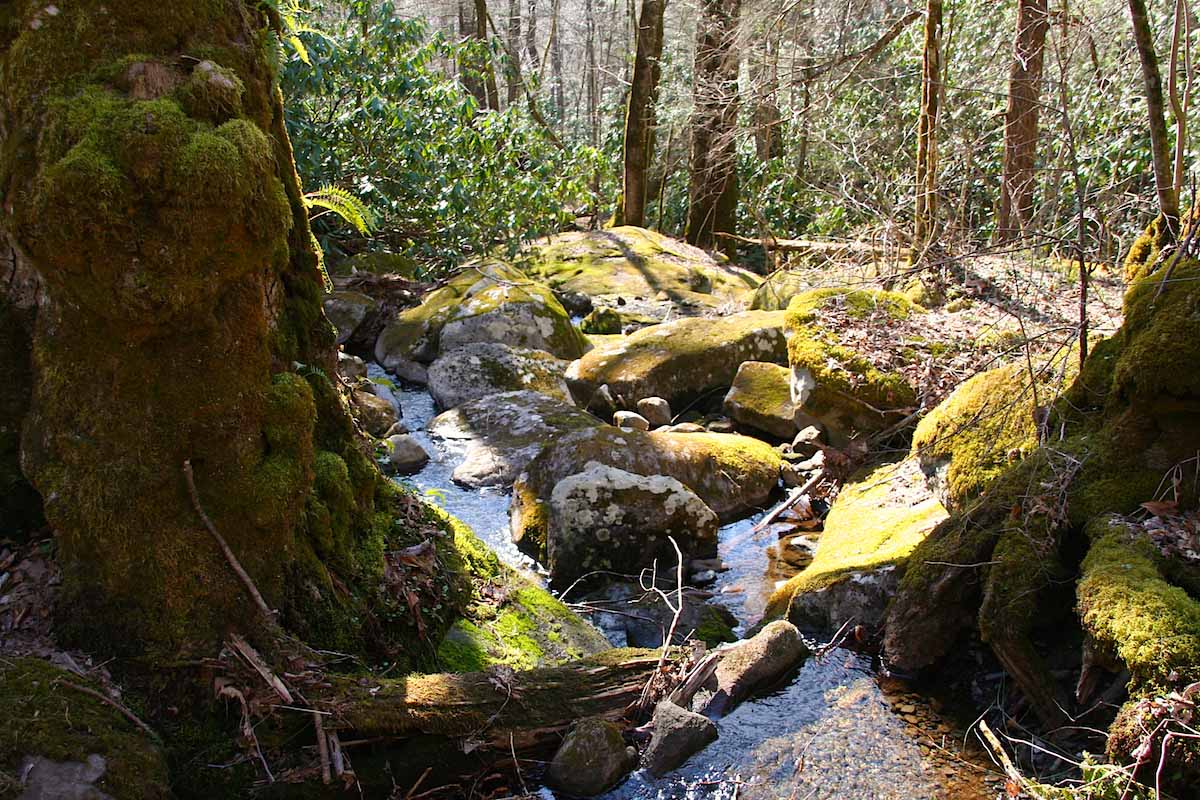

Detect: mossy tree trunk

[685,0,741,257]
[913,0,943,261]
[0,0,443,663]
[995,0,1048,244]
[619,0,666,228]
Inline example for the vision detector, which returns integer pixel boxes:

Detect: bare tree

[1128,0,1180,237]
[620,0,667,226]
[996,0,1049,243]
[686,0,742,254]
[913,0,944,259]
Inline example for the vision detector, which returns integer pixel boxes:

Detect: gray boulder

[351,388,398,437]
[696,620,809,718]
[323,290,376,345]
[426,342,572,411]
[385,434,429,475]
[613,410,650,431]
[644,701,718,777]
[636,396,672,427]
[544,717,636,797]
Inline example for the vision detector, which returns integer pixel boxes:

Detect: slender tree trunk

[507,0,522,104]
[1129,0,1181,237]
[527,0,541,74]
[686,0,742,255]
[751,30,783,161]
[996,0,1049,243]
[913,0,944,260]
[550,0,566,122]
[475,0,501,110]
[620,0,667,227]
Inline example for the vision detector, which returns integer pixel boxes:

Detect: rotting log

[320,650,666,753]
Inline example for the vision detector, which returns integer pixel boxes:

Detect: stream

[372,368,1003,799]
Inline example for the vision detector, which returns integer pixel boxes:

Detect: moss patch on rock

[566,310,787,413]
[723,361,797,440]
[517,226,759,309]
[0,658,170,800]
[426,342,573,410]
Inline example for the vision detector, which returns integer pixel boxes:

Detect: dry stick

[183,460,274,621]
[977,720,1050,800]
[315,711,332,785]
[59,680,160,743]
[749,469,827,536]
[636,536,685,718]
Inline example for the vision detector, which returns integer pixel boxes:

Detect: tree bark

[995,0,1049,243]
[620,0,667,227]
[751,30,783,162]
[686,0,742,255]
[913,0,943,260]
[0,1,413,659]
[1129,0,1181,237]
[507,0,522,104]
[475,0,501,110]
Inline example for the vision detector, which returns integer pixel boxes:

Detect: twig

[58,680,160,743]
[183,460,274,620]
[635,536,685,718]
[750,470,827,535]
[228,633,293,703]
[315,711,332,785]
[510,733,529,797]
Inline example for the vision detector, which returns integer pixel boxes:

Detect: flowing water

[372,370,1002,799]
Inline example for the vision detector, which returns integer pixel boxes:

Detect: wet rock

[765,457,947,633]
[566,310,787,414]
[385,434,429,475]
[428,391,600,488]
[375,262,586,371]
[584,583,737,648]
[426,342,573,410]
[351,389,398,437]
[542,463,719,585]
[554,288,594,317]
[545,717,636,797]
[384,421,409,436]
[337,351,368,381]
[644,700,718,776]
[723,361,798,440]
[696,620,810,718]
[323,290,376,345]
[613,410,650,431]
[511,426,783,564]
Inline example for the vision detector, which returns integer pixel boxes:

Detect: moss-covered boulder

[544,717,637,797]
[540,462,720,584]
[723,361,798,440]
[765,458,947,632]
[519,226,760,312]
[323,290,376,345]
[785,288,922,440]
[374,262,587,375]
[512,426,782,566]
[436,513,608,671]
[426,342,573,411]
[0,658,170,799]
[428,390,602,488]
[911,360,1070,511]
[750,269,812,311]
[566,310,787,414]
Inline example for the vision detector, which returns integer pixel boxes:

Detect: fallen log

[320,649,667,752]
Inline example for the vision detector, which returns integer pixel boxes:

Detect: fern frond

[304,186,378,235]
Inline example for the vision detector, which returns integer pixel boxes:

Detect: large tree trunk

[685,0,742,255]
[620,0,667,227]
[1129,0,1181,237]
[913,0,943,260]
[0,0,431,661]
[995,0,1049,243]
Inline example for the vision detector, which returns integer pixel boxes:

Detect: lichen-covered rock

[541,462,720,584]
[519,226,759,312]
[567,310,787,414]
[428,391,601,488]
[323,290,376,345]
[786,288,920,440]
[695,620,809,718]
[511,426,783,564]
[644,700,718,776]
[0,658,170,799]
[764,458,947,631]
[426,342,573,410]
[436,513,608,671]
[350,388,398,437]
[545,717,637,797]
[374,262,587,371]
[723,361,797,440]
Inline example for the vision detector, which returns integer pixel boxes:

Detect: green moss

[785,288,919,414]
[1078,518,1200,695]
[1123,214,1171,283]
[332,251,420,278]
[694,605,738,646]
[0,658,170,800]
[1114,256,1200,405]
[765,458,947,619]
[581,306,623,334]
